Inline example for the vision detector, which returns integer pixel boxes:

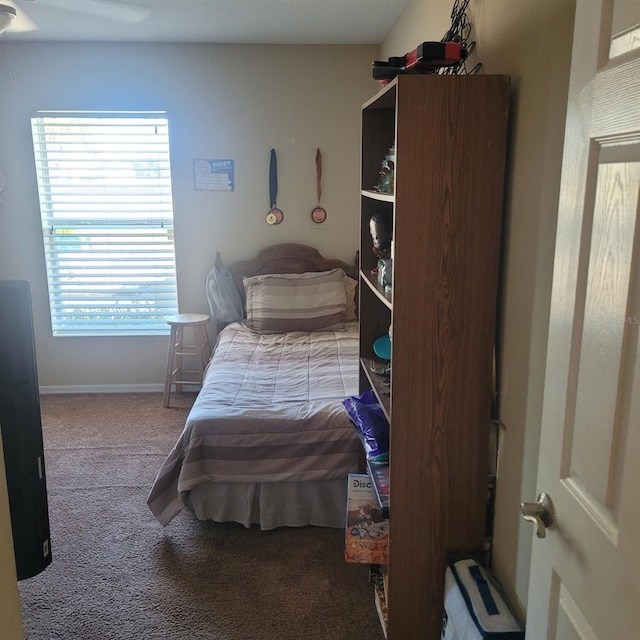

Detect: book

[345,473,389,564]
[366,458,390,517]
[370,564,389,637]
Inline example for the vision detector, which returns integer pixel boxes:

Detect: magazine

[345,474,389,564]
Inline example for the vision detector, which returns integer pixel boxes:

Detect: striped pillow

[344,276,358,321]
[243,269,347,333]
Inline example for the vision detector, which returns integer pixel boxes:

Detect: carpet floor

[18,393,385,640]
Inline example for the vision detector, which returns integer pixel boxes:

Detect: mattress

[147,321,361,526]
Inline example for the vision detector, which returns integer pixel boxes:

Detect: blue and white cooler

[442,558,524,640]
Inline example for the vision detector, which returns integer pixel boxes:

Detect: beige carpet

[18,393,385,640]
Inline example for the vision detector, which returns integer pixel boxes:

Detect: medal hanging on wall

[265,148,284,225]
[311,148,327,223]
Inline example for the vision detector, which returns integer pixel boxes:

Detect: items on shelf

[367,458,390,516]
[342,390,391,517]
[345,474,389,565]
[374,146,395,193]
[342,389,390,462]
[371,0,482,84]
[368,358,390,377]
[369,211,393,263]
[377,258,392,292]
[373,334,391,362]
[370,565,389,638]
[373,41,467,84]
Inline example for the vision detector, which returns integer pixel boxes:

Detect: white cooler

[442,558,524,640]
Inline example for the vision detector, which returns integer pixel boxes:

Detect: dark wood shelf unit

[357,74,510,640]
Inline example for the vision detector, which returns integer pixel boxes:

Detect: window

[30,112,178,337]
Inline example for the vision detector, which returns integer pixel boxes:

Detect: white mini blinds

[30,112,178,336]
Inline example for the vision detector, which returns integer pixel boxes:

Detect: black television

[0,280,52,580]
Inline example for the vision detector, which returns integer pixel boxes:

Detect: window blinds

[30,113,178,336]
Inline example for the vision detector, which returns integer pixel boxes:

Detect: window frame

[30,111,179,337]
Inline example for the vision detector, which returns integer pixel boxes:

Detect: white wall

[380,0,576,620]
[468,0,575,616]
[0,42,378,390]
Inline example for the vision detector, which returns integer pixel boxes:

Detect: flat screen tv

[0,280,52,580]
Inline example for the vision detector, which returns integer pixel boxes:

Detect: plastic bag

[342,390,390,461]
[205,252,244,324]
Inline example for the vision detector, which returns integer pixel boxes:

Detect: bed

[147,244,363,529]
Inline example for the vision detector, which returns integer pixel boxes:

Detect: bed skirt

[186,477,349,530]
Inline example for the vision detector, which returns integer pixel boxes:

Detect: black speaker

[0,280,52,580]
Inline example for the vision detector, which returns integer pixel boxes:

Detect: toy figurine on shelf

[379,258,393,292]
[369,211,393,262]
[374,159,394,193]
[370,211,394,292]
[374,146,395,194]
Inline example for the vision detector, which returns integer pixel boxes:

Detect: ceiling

[1,0,411,44]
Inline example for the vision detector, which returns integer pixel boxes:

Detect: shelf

[360,270,392,309]
[360,358,391,420]
[357,75,510,639]
[362,189,394,203]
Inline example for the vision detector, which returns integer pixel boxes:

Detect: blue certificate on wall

[193,159,234,191]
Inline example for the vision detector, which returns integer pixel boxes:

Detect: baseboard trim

[39,383,200,395]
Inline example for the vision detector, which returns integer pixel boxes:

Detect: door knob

[520,492,554,538]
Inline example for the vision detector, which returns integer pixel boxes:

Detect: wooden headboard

[228,243,359,304]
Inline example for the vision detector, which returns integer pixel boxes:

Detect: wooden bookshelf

[357,75,509,639]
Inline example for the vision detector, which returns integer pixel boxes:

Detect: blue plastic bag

[341,390,390,461]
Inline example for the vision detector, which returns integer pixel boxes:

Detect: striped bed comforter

[147,321,361,526]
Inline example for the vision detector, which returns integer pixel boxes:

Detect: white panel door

[525,1,640,638]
